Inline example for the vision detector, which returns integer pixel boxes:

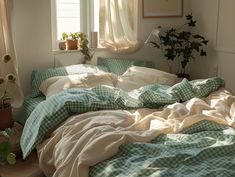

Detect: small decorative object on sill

[0,54,15,130]
[145,14,208,79]
[58,33,68,50]
[58,42,66,50]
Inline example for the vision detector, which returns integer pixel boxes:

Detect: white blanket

[37,88,235,177]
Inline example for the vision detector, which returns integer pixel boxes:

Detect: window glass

[56,0,81,40]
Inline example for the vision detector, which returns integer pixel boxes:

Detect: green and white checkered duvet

[90,120,235,177]
[20,77,224,158]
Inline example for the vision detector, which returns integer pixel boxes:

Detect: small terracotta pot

[0,107,14,130]
[66,39,78,50]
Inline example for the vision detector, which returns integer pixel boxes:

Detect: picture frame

[142,0,183,18]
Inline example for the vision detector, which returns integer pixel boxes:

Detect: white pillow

[40,72,118,98]
[115,66,178,92]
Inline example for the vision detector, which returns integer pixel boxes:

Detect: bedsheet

[90,121,235,177]
[36,88,235,177]
[20,77,223,158]
[15,96,45,125]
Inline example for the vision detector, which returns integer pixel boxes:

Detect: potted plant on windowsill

[148,14,208,79]
[65,32,80,50]
[61,32,93,63]
[0,54,16,130]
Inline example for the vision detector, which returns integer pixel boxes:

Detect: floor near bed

[0,151,45,177]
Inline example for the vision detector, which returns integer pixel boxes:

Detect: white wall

[12,0,53,95]
[189,0,235,94]
[12,0,190,95]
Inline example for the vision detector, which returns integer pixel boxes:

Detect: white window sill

[52,48,104,55]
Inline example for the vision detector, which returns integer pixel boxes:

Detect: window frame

[51,0,97,50]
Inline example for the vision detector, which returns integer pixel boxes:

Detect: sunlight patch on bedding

[150,119,169,130]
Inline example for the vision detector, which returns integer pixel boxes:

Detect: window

[51,0,99,49]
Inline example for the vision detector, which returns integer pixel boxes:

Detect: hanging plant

[77,33,92,62]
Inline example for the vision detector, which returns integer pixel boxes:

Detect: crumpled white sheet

[37,88,235,177]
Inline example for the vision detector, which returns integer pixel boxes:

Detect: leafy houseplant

[149,14,208,78]
[64,32,80,50]
[77,33,92,62]
[0,128,16,165]
[61,32,92,63]
[0,54,16,130]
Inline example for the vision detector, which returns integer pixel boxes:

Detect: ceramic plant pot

[0,107,14,130]
[58,41,66,50]
[66,39,78,50]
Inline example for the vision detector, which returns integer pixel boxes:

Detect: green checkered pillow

[97,57,155,75]
[31,64,108,98]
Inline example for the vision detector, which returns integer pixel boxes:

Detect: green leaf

[200,49,207,56]
[193,34,204,39]
[202,40,209,45]
[188,20,196,27]
[7,153,16,165]
[0,141,11,162]
[149,41,160,48]
[186,14,193,20]
[179,31,191,40]
[164,48,176,60]
[0,128,15,139]
[191,42,201,52]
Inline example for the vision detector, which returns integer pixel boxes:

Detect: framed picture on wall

[142,0,183,18]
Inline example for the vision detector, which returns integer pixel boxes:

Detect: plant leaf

[7,153,16,165]
[200,49,207,56]
[186,14,193,20]
[188,20,196,27]
[193,34,205,40]
[202,40,209,45]
[149,41,160,48]
[191,42,201,52]
[0,141,11,163]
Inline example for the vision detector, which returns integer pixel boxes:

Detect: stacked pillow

[31,64,108,97]
[115,66,178,92]
[31,63,177,98]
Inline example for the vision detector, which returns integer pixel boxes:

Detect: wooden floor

[0,151,46,177]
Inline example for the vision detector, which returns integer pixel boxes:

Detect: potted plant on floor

[0,128,16,165]
[148,14,208,79]
[0,54,16,130]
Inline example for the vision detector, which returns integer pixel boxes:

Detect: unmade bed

[18,63,235,177]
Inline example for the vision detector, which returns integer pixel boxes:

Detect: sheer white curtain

[0,0,24,107]
[99,0,142,53]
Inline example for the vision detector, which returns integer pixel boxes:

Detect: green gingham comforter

[90,121,235,177]
[20,77,224,158]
